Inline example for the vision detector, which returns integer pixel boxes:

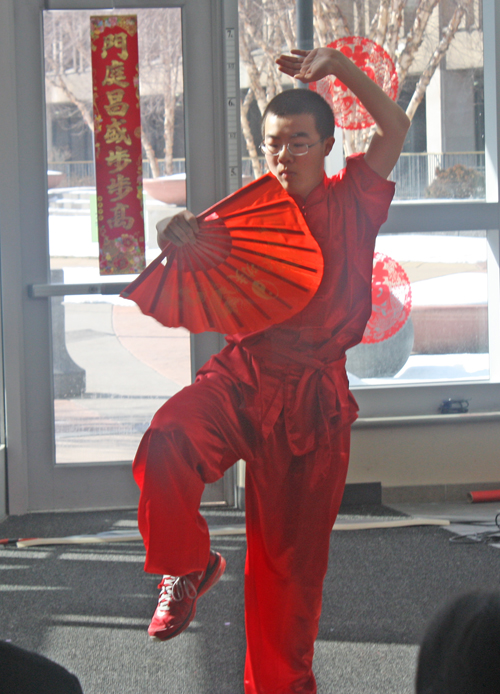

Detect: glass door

[0,0,238,513]
[0,289,5,521]
[44,6,191,466]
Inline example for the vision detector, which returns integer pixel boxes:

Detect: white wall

[349,420,500,500]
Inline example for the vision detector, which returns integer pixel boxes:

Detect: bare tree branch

[238,29,269,113]
[373,0,390,47]
[276,0,295,52]
[44,11,94,136]
[384,0,405,59]
[406,3,467,120]
[142,130,160,178]
[397,0,441,85]
[313,0,330,47]
[241,89,264,178]
[314,1,350,43]
[353,0,365,36]
[368,2,381,41]
[137,9,183,176]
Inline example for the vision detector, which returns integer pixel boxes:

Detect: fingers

[282,48,334,84]
[156,209,199,249]
[276,51,305,76]
[276,50,307,63]
[276,49,316,82]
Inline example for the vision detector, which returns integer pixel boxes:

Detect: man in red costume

[133,47,410,693]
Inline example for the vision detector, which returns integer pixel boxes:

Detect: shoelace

[157,574,200,611]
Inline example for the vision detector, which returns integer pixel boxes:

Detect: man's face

[262,112,334,200]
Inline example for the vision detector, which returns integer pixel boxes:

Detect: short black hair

[261,88,335,140]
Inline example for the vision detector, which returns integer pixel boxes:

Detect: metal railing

[48,158,186,188]
[48,152,486,200]
[241,152,486,200]
[392,152,486,200]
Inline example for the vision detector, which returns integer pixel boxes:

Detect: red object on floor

[121,174,324,334]
[467,490,500,503]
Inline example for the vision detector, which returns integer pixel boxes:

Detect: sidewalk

[54,298,190,464]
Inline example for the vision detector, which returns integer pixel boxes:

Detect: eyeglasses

[260,140,322,157]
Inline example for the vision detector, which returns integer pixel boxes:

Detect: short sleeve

[340,152,395,230]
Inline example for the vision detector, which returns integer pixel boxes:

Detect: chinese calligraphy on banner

[90,15,145,275]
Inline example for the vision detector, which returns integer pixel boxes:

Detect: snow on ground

[375,233,487,264]
[348,353,489,387]
[411,272,487,306]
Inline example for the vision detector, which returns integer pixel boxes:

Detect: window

[43,7,191,464]
[240,0,500,418]
[346,231,490,387]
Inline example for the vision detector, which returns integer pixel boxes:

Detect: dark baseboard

[236,485,246,511]
[339,482,382,508]
[236,481,382,512]
[382,481,500,504]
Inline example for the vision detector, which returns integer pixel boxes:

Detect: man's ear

[324,136,335,157]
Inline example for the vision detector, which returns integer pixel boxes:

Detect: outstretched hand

[276,48,337,83]
[156,209,199,250]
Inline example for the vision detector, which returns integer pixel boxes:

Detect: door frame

[0,0,239,513]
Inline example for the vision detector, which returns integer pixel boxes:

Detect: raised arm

[276,48,410,179]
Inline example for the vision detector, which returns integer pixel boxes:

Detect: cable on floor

[449,511,500,545]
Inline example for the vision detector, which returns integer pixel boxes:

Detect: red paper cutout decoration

[122,174,324,334]
[310,37,398,130]
[361,252,412,344]
[91,15,145,275]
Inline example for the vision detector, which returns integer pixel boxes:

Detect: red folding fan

[310,36,398,130]
[121,174,324,334]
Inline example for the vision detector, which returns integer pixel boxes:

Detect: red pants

[133,371,350,694]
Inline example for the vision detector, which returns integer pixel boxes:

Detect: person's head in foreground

[261,88,335,200]
[416,590,500,694]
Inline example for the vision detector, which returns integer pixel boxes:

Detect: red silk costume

[133,154,395,694]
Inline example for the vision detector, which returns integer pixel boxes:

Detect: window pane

[43,8,190,464]
[53,287,190,464]
[239,0,485,201]
[346,231,489,386]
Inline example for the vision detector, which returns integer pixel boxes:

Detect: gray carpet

[1,507,500,693]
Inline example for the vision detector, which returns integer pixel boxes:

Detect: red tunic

[198,153,395,459]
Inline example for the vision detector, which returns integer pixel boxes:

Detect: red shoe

[148,550,226,641]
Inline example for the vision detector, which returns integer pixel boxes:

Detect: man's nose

[277,144,292,162]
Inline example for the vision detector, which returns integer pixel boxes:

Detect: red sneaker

[148,550,226,641]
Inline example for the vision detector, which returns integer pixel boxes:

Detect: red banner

[90,15,145,275]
